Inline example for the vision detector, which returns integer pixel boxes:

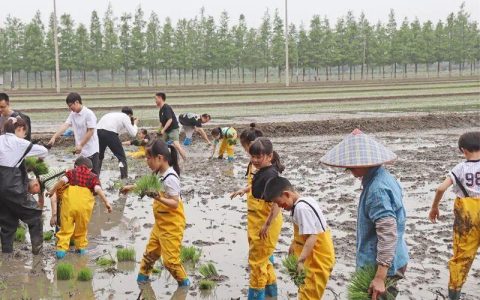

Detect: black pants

[88,152,100,175]
[0,199,43,254]
[98,129,128,178]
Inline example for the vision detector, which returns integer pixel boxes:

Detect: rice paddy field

[0,77,479,299]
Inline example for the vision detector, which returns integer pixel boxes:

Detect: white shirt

[0,133,48,167]
[66,106,99,157]
[293,196,328,235]
[161,167,181,197]
[449,160,480,198]
[97,112,138,137]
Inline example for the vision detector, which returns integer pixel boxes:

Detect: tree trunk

[325,67,329,81]
[34,72,38,88]
[96,69,100,87]
[203,69,207,84]
[26,71,29,88]
[414,63,418,76]
[394,63,397,79]
[124,68,128,87]
[448,61,452,77]
[254,68,257,83]
[404,64,407,78]
[242,67,245,84]
[111,69,115,87]
[40,71,43,88]
[437,61,440,77]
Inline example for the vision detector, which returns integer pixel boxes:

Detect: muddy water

[1,128,479,299]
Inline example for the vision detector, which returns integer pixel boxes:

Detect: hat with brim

[320,129,397,168]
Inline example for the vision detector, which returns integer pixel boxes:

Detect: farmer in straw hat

[320,129,409,300]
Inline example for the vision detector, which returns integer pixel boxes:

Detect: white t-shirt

[66,106,99,157]
[293,196,328,235]
[0,133,48,167]
[449,160,480,198]
[161,167,181,197]
[97,112,138,137]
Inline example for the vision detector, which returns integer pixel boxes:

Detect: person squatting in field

[178,112,212,146]
[428,131,480,300]
[211,126,238,162]
[123,128,151,159]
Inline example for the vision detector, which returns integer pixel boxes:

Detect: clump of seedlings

[347,265,396,300]
[56,263,75,280]
[25,157,49,176]
[96,254,116,267]
[77,267,93,281]
[198,279,216,290]
[180,246,202,265]
[116,247,136,262]
[133,174,164,199]
[15,226,26,243]
[112,180,125,190]
[43,230,54,241]
[199,263,219,279]
[282,255,307,287]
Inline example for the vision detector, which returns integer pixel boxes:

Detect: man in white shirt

[97,107,139,178]
[48,92,100,174]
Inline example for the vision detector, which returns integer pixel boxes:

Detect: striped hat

[320,129,397,168]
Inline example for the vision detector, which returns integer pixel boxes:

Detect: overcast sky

[1,0,478,28]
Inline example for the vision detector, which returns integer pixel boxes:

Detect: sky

[0,0,478,28]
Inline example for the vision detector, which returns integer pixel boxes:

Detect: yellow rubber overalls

[127,145,146,159]
[246,164,283,290]
[218,127,237,160]
[139,184,188,281]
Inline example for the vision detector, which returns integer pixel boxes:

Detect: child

[211,127,237,162]
[232,137,284,299]
[264,176,335,299]
[49,156,112,259]
[41,167,68,232]
[123,128,150,159]
[428,131,480,300]
[121,139,190,287]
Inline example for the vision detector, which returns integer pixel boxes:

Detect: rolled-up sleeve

[375,217,397,266]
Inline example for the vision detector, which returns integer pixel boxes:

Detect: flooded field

[1,126,480,299]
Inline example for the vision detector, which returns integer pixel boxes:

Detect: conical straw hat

[320,129,397,168]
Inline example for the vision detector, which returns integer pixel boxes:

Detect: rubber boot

[178,278,191,287]
[119,165,128,179]
[265,283,278,297]
[227,156,234,162]
[269,255,274,264]
[448,289,461,300]
[0,228,15,253]
[183,138,192,146]
[76,249,87,255]
[248,288,265,300]
[137,273,151,283]
[56,250,66,259]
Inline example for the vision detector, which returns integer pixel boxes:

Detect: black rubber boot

[448,289,461,300]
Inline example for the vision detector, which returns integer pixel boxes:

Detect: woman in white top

[0,117,48,255]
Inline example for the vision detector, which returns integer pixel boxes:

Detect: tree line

[0,3,478,88]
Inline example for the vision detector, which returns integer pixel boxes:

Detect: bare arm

[48,123,70,145]
[122,141,132,146]
[76,127,94,153]
[230,185,250,199]
[155,194,180,209]
[94,186,112,213]
[161,119,173,134]
[260,203,281,239]
[49,193,58,227]
[210,142,218,158]
[195,127,211,144]
[429,177,453,223]
[298,234,317,263]
[48,179,66,196]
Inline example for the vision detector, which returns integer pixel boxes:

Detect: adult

[97,107,138,178]
[48,92,100,174]
[155,92,187,160]
[320,129,409,300]
[178,113,211,146]
[0,117,48,254]
[0,92,32,140]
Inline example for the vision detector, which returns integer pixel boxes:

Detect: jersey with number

[449,160,480,198]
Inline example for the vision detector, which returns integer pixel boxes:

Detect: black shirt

[252,165,279,201]
[179,113,202,127]
[159,104,179,132]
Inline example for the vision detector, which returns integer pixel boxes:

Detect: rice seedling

[347,265,396,300]
[43,230,54,241]
[133,174,164,199]
[25,157,49,175]
[180,246,202,265]
[77,267,93,281]
[199,263,219,279]
[15,226,26,243]
[282,255,307,287]
[116,247,136,262]
[112,180,125,190]
[198,279,216,290]
[96,255,116,267]
[56,263,74,280]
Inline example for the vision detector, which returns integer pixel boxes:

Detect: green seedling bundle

[180,246,202,265]
[347,265,396,300]
[133,174,164,199]
[25,157,49,176]
[116,247,136,262]
[282,255,307,287]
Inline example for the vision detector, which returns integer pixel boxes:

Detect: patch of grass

[282,255,307,287]
[116,247,136,262]
[43,230,54,241]
[56,263,74,280]
[199,263,219,279]
[77,267,93,281]
[15,226,26,243]
[198,279,216,290]
[133,174,164,198]
[180,246,202,265]
[25,157,49,175]
[347,265,396,300]
[96,255,116,267]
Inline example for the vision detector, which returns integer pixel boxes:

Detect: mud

[1,126,480,299]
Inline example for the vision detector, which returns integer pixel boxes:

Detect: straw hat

[320,129,397,168]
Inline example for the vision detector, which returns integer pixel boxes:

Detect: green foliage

[116,247,136,262]
[199,263,219,279]
[133,174,163,198]
[198,279,215,290]
[180,246,202,265]
[77,267,93,281]
[15,226,26,243]
[347,265,396,300]
[96,255,116,267]
[43,230,54,241]
[282,255,307,287]
[25,157,49,175]
[56,263,74,280]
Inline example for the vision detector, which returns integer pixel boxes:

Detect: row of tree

[0,3,478,88]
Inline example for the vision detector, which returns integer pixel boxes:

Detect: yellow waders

[218,128,237,160]
[292,224,335,299]
[56,185,95,251]
[127,146,146,159]
[448,197,480,291]
[246,167,283,289]
[139,193,188,281]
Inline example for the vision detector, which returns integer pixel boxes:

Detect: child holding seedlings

[121,139,191,287]
[211,126,237,162]
[49,156,112,259]
[263,176,335,299]
[428,131,480,300]
[231,136,284,299]
[123,128,150,159]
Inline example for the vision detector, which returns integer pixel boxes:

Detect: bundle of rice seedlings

[116,247,136,262]
[25,157,49,175]
[15,226,26,243]
[180,246,202,265]
[43,230,54,241]
[133,174,164,199]
[199,279,216,290]
[56,263,74,280]
[199,263,219,279]
[282,255,307,287]
[77,267,93,281]
[112,180,125,190]
[347,265,396,300]
[96,255,116,267]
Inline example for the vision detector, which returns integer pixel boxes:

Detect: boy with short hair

[263,176,335,299]
[428,131,480,300]
[49,156,112,259]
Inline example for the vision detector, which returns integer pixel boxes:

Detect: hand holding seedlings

[230,187,249,199]
[120,185,135,195]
